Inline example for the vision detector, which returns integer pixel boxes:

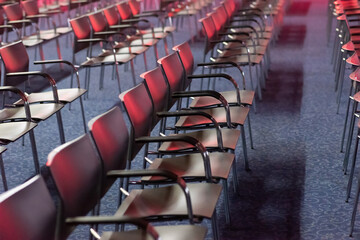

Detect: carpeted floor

[2,0,360,239]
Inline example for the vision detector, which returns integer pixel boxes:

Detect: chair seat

[350,67,360,82]
[142,32,168,39]
[24,30,60,41]
[342,41,355,51]
[101,225,207,240]
[140,26,176,35]
[116,45,148,55]
[222,45,267,55]
[230,28,273,39]
[0,121,37,144]
[14,89,87,105]
[228,36,270,48]
[116,183,222,219]
[215,54,263,65]
[82,52,135,66]
[21,36,44,47]
[0,103,64,121]
[0,146,6,153]
[56,26,73,34]
[158,128,240,152]
[131,38,159,47]
[144,152,234,181]
[176,8,198,15]
[346,52,360,66]
[190,90,255,108]
[175,106,249,128]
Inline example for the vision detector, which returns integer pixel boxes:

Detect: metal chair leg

[346,129,360,202]
[222,179,231,225]
[240,125,250,171]
[29,129,39,173]
[344,101,358,174]
[55,111,66,144]
[350,177,360,237]
[0,154,7,191]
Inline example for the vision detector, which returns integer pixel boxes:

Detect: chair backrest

[88,106,129,193]
[199,15,218,55]
[222,0,236,18]
[173,41,195,76]
[103,5,121,26]
[0,175,57,240]
[0,41,30,86]
[69,15,93,53]
[116,1,134,20]
[208,10,223,33]
[47,134,101,220]
[88,10,108,33]
[3,3,23,21]
[119,83,154,160]
[157,52,188,100]
[140,67,169,125]
[21,0,40,16]
[216,5,231,27]
[128,0,141,16]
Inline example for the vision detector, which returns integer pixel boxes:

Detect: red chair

[173,41,255,147]
[47,133,218,239]
[0,174,205,240]
[119,84,223,239]
[0,86,40,191]
[69,15,136,95]
[87,10,145,84]
[0,175,57,239]
[128,0,176,46]
[0,41,86,141]
[200,15,265,99]
[155,52,251,170]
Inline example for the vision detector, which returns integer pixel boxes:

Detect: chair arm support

[172,92,232,128]
[107,168,194,223]
[197,62,247,90]
[122,18,150,24]
[136,135,212,181]
[66,216,159,240]
[34,60,82,88]
[94,31,126,37]
[157,109,226,147]
[6,72,60,102]
[0,86,32,121]
[109,24,137,30]
[77,38,108,44]
[188,73,241,104]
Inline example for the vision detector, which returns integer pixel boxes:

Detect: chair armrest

[77,38,108,44]
[66,216,159,240]
[136,135,212,181]
[0,86,32,121]
[34,60,82,89]
[109,24,137,30]
[197,62,247,89]
[6,72,60,102]
[171,91,232,128]
[188,73,241,104]
[122,18,150,24]
[107,168,195,223]
[157,109,226,147]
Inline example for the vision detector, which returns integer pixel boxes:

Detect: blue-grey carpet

[2,0,360,239]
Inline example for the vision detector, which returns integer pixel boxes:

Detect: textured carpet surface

[2,0,360,239]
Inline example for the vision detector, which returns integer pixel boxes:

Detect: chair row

[327,0,360,236]
[0,0,220,192]
[0,34,267,238]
